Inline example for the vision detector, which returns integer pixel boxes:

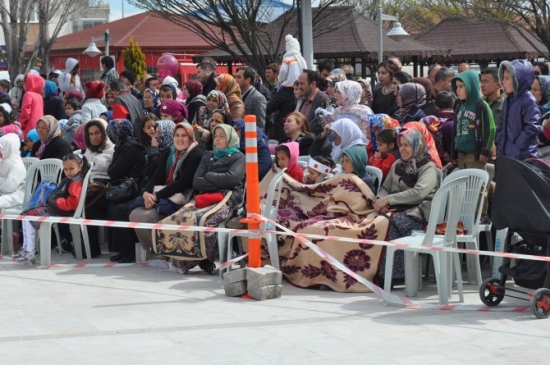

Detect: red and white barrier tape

[0,212,537,312]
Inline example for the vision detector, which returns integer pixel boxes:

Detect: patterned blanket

[259,170,391,293]
[153,192,232,260]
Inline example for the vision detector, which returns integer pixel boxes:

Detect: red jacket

[19,74,45,137]
[370,153,397,178]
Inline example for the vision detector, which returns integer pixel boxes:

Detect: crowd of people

[0,36,547,290]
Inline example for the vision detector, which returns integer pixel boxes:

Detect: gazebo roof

[194,6,448,63]
[416,17,546,62]
[51,11,217,54]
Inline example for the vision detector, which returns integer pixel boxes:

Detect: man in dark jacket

[266,86,296,142]
[110,80,144,140]
[197,61,216,97]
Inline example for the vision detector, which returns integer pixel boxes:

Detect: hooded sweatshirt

[19,74,45,137]
[43,80,67,121]
[496,60,541,160]
[278,141,303,182]
[0,133,26,209]
[451,70,495,159]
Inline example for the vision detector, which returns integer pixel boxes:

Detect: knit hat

[160,100,188,121]
[85,80,105,99]
[162,76,179,88]
[120,70,136,86]
[285,34,301,53]
[64,89,84,102]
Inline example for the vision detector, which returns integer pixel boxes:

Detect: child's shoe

[18,250,37,262]
[12,248,27,259]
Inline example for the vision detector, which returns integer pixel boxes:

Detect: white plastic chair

[478,163,494,252]
[218,169,286,279]
[365,165,383,193]
[38,163,94,266]
[1,159,64,256]
[22,157,39,170]
[383,175,468,306]
[443,168,489,285]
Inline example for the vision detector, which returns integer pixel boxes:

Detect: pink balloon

[157,54,180,79]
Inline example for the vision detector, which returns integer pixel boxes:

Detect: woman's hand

[143,192,157,209]
[321,123,332,138]
[374,196,390,213]
[373,151,382,159]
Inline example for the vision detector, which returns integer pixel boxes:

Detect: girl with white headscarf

[58,57,84,96]
[0,133,26,208]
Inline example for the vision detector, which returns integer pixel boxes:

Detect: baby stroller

[479,156,550,318]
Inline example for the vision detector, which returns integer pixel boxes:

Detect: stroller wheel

[531,288,550,319]
[479,278,504,307]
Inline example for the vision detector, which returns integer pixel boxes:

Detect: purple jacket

[496,59,541,160]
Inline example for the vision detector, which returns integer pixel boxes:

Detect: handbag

[195,191,224,209]
[86,180,108,208]
[105,178,139,203]
[153,185,193,206]
[29,180,57,208]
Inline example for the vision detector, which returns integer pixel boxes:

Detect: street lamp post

[83,29,110,57]
[377,5,409,64]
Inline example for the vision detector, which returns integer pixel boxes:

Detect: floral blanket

[258,170,391,293]
[153,192,232,260]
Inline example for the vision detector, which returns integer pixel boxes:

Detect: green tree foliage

[122,39,147,79]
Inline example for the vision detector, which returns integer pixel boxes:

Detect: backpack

[29,180,57,208]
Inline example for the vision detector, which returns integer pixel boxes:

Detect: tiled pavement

[0,250,549,365]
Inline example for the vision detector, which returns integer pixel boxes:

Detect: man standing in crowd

[342,65,355,80]
[120,70,142,100]
[236,66,267,130]
[428,63,441,84]
[100,56,119,86]
[317,59,334,91]
[110,80,143,139]
[480,67,504,128]
[265,63,280,98]
[458,63,470,73]
[434,67,455,93]
[197,61,216,97]
[296,69,328,123]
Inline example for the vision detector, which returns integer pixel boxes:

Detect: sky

[109,1,145,21]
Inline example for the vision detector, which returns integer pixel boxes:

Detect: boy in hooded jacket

[451,70,495,169]
[496,59,541,160]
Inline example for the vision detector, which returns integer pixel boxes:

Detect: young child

[63,98,83,149]
[274,141,303,182]
[451,70,495,168]
[304,155,336,184]
[159,84,176,105]
[159,100,188,123]
[341,144,375,193]
[370,129,399,178]
[433,91,455,163]
[496,59,541,160]
[14,154,90,261]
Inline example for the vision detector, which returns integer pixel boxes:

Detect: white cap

[0,103,12,115]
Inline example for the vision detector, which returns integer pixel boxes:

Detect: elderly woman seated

[373,128,438,285]
[153,124,245,274]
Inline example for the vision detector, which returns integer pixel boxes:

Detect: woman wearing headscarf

[142,88,160,116]
[393,82,427,125]
[232,118,271,180]
[0,134,26,209]
[341,144,375,192]
[214,74,244,121]
[413,77,437,116]
[129,122,206,251]
[58,57,84,96]
[144,120,175,180]
[43,80,67,120]
[31,115,72,160]
[373,128,438,284]
[357,78,373,107]
[183,80,206,124]
[331,80,374,139]
[154,123,245,274]
[325,71,347,108]
[403,121,443,169]
[195,90,230,129]
[309,117,367,162]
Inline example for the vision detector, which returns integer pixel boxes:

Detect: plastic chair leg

[404,251,419,298]
[53,224,62,255]
[383,246,396,306]
[453,248,464,303]
[465,239,482,285]
[265,234,280,269]
[135,242,147,263]
[431,252,448,305]
[71,225,83,260]
[1,220,14,255]
[39,223,53,267]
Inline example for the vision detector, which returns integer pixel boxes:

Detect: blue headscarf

[232,118,269,152]
[107,118,133,148]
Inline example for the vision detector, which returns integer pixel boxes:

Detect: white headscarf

[330,118,366,161]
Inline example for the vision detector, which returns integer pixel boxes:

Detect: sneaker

[18,250,37,262]
[59,239,73,253]
[13,248,27,259]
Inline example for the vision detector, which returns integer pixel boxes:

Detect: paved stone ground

[0,249,549,365]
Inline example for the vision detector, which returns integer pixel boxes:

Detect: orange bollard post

[241,115,262,268]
